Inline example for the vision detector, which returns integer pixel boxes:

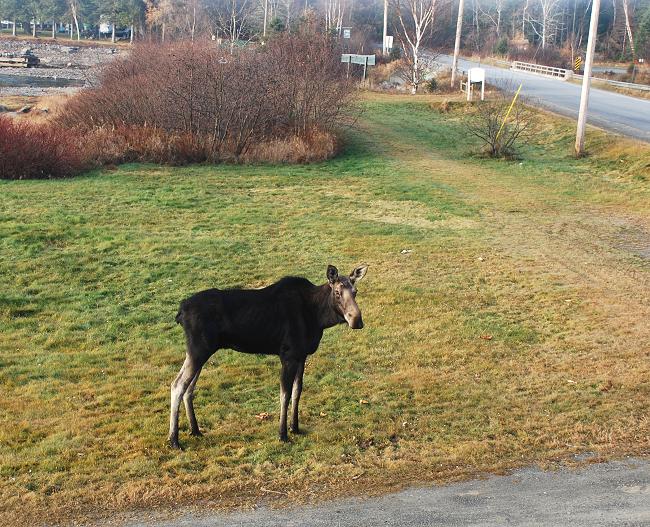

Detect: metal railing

[574,74,650,92]
[511,61,571,79]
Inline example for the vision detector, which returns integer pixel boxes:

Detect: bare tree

[465,89,535,158]
[479,0,503,37]
[323,0,347,34]
[392,0,439,94]
[622,0,636,58]
[205,0,253,52]
[69,0,81,40]
[528,0,563,49]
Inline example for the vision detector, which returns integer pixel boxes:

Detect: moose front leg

[290,360,305,434]
[279,359,299,442]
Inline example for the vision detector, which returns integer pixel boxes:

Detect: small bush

[464,90,535,158]
[425,78,438,92]
[0,117,85,180]
[389,46,402,61]
[494,37,508,56]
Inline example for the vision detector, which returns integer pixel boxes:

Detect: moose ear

[327,265,339,284]
[349,264,368,284]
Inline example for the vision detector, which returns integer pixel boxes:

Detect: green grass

[1,93,649,525]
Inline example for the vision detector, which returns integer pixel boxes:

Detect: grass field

[1,94,649,525]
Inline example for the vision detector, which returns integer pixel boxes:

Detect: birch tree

[529,0,563,49]
[392,0,438,94]
[69,0,82,40]
[622,0,636,58]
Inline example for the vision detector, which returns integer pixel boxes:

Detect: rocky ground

[0,38,125,96]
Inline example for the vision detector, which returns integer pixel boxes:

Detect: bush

[494,37,508,56]
[425,78,438,93]
[464,90,535,158]
[61,33,354,165]
[0,117,85,180]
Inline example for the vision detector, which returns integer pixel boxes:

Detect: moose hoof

[279,433,289,443]
[168,438,182,450]
[290,426,303,435]
[190,430,203,437]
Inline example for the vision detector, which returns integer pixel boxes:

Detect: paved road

[433,54,650,142]
[125,458,649,527]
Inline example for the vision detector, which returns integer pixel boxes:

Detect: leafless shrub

[0,117,86,180]
[464,90,536,158]
[61,33,354,165]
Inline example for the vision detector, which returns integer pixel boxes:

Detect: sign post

[574,56,582,72]
[341,54,376,81]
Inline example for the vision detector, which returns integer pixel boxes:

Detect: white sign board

[343,28,351,39]
[341,54,376,66]
[468,67,485,83]
[465,68,485,101]
[383,36,394,50]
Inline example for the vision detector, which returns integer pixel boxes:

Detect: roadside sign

[342,28,351,39]
[341,54,375,66]
[383,35,394,51]
[341,54,376,80]
[574,56,582,71]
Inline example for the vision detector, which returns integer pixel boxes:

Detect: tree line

[1,0,649,62]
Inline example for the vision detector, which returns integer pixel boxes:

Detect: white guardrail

[574,74,650,92]
[510,60,650,92]
[511,61,571,79]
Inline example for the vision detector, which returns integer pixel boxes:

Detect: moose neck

[313,283,344,329]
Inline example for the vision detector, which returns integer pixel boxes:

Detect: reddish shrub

[61,33,354,165]
[0,117,86,180]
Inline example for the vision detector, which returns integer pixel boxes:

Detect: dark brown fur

[168,264,368,448]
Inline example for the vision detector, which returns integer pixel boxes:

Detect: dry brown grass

[242,129,339,164]
[0,94,71,123]
[368,60,404,88]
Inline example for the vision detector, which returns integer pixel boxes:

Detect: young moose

[169,264,368,449]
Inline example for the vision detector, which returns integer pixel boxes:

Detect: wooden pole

[263,0,268,37]
[575,0,601,156]
[451,0,465,87]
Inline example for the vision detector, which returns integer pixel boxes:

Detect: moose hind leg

[183,365,203,436]
[168,355,200,449]
[279,359,299,442]
[290,360,305,434]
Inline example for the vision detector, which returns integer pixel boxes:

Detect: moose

[168,264,368,449]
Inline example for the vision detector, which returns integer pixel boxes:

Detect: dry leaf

[360,399,369,404]
[480,335,493,340]
[319,411,327,417]
[255,412,270,421]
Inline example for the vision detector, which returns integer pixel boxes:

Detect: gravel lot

[0,38,124,95]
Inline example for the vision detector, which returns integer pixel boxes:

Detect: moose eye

[335,291,341,297]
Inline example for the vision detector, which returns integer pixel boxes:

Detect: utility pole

[382,0,388,55]
[451,0,465,87]
[575,0,601,156]
[263,0,268,38]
